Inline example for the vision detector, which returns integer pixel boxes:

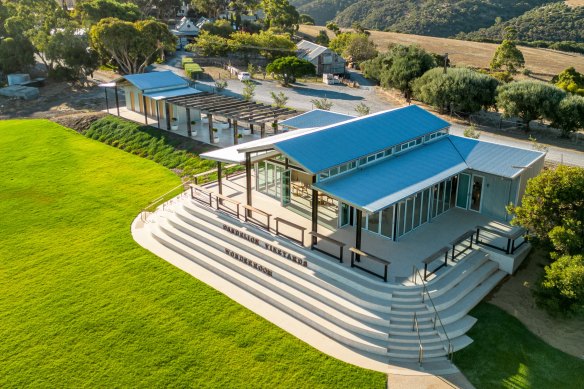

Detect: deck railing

[412,266,454,363]
[349,247,390,282]
[475,224,527,255]
[412,312,424,366]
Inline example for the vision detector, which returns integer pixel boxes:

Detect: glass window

[421,189,430,224]
[432,184,439,218]
[376,152,384,159]
[438,181,446,215]
[415,137,422,145]
[381,206,394,238]
[359,157,367,166]
[367,212,380,234]
[329,167,338,176]
[413,193,422,228]
[367,154,376,162]
[384,148,393,156]
[339,164,347,173]
[350,161,357,169]
[444,179,452,212]
[397,202,405,236]
[405,198,414,233]
[257,162,266,191]
[319,172,328,181]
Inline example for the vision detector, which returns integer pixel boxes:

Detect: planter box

[171,124,179,131]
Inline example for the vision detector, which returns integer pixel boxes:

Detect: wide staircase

[142,195,506,370]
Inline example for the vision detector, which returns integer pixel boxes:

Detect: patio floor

[203,173,500,282]
[104,107,263,148]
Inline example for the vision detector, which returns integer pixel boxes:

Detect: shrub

[181,56,194,67]
[535,254,584,316]
[184,63,203,79]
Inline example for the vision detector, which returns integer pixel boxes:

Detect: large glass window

[432,184,439,218]
[397,202,405,237]
[405,198,414,233]
[444,178,452,212]
[380,206,394,238]
[413,193,422,228]
[421,189,430,224]
[257,162,266,191]
[367,211,380,233]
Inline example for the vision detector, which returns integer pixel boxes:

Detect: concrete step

[149,223,392,356]
[184,200,428,296]
[430,260,499,311]
[156,219,393,343]
[173,206,393,314]
[166,211,392,326]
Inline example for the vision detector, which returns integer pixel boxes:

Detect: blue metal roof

[121,71,188,91]
[274,105,450,173]
[313,138,467,213]
[144,87,201,101]
[279,109,355,129]
[448,136,545,178]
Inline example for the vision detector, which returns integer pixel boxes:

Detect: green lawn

[456,303,584,389]
[0,120,386,388]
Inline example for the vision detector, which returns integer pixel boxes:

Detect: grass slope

[0,119,386,388]
[456,303,584,389]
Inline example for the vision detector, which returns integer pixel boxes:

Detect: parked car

[238,72,251,81]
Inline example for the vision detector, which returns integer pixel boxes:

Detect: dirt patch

[487,248,584,359]
[0,69,118,120]
[51,112,108,133]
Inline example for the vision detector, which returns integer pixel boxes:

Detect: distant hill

[291,0,358,26]
[460,3,584,42]
[294,0,557,38]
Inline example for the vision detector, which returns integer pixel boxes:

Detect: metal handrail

[141,182,190,221]
[412,265,454,362]
[412,312,424,366]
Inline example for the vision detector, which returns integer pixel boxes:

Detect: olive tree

[553,95,584,137]
[496,80,566,130]
[266,56,315,86]
[412,67,499,113]
[490,39,525,74]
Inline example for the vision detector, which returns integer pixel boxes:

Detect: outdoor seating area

[198,173,509,282]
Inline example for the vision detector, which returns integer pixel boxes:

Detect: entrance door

[469,175,484,212]
[456,173,471,209]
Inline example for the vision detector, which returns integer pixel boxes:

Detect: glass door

[470,175,484,212]
[340,203,351,227]
[456,173,471,209]
[281,169,291,205]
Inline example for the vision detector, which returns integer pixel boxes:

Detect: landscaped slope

[456,303,584,388]
[0,120,386,387]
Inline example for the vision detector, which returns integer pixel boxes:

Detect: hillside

[294,0,555,37]
[298,25,584,77]
[292,0,358,25]
[461,3,584,42]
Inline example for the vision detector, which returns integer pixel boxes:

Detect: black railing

[309,231,345,263]
[349,247,390,282]
[475,225,527,255]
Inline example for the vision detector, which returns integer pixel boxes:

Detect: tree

[490,39,525,74]
[126,0,181,19]
[328,32,354,55]
[200,19,233,38]
[342,34,377,63]
[299,14,314,25]
[325,21,340,35]
[242,80,256,101]
[188,31,229,56]
[370,45,436,99]
[261,0,299,31]
[510,165,584,316]
[266,56,315,86]
[412,67,499,113]
[354,103,370,116]
[270,91,288,108]
[45,28,99,82]
[191,0,229,18]
[0,37,36,74]
[231,30,296,61]
[496,80,566,130]
[90,18,176,74]
[74,0,142,26]
[552,95,584,137]
[315,30,330,46]
[311,97,333,110]
[509,166,584,246]
[552,67,584,96]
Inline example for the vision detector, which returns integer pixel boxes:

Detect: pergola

[164,92,298,145]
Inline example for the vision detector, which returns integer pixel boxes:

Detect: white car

[238,72,251,81]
